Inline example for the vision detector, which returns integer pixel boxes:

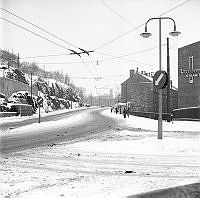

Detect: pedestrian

[127,107,130,118]
[111,106,113,113]
[123,108,126,118]
[115,107,118,114]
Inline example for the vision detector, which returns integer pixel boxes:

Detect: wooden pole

[167,38,171,121]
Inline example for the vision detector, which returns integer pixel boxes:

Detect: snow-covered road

[1,109,200,197]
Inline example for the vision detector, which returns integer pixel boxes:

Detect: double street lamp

[140,17,181,139]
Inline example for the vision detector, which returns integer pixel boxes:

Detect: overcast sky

[1,0,200,95]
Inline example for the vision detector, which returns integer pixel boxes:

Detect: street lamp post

[125,80,128,110]
[140,17,181,139]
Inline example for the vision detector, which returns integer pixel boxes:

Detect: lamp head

[140,32,152,38]
[169,30,181,37]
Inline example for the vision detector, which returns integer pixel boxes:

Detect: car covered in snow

[0,93,8,105]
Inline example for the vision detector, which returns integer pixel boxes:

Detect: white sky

[1,0,200,95]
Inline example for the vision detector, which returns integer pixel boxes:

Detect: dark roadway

[1,108,117,154]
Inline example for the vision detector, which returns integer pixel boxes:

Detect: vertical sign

[37,94,43,123]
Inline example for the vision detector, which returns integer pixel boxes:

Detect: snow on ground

[1,108,91,136]
[1,109,200,198]
[0,106,88,125]
[102,109,200,132]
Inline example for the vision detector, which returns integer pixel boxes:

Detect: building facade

[121,69,178,113]
[178,41,200,108]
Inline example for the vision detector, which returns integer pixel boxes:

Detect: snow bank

[102,109,200,132]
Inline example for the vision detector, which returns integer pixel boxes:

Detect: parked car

[0,93,8,105]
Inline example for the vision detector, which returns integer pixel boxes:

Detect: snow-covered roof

[140,73,153,82]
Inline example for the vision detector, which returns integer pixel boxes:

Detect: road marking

[155,73,164,85]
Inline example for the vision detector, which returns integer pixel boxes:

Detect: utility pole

[126,80,128,110]
[17,53,20,68]
[90,93,93,106]
[43,65,46,78]
[167,38,171,122]
[31,73,33,98]
[99,93,100,106]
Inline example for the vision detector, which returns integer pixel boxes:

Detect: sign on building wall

[179,56,200,84]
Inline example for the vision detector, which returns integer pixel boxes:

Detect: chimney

[130,69,135,77]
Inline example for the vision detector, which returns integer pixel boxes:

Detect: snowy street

[1,108,114,154]
[1,108,200,197]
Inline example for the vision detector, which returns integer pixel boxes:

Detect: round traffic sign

[153,70,168,89]
[37,96,43,105]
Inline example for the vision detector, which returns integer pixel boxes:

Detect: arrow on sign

[155,73,164,85]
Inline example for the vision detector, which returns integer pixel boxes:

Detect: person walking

[123,108,126,118]
[111,106,113,113]
[127,107,130,118]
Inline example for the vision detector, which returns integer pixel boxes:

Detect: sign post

[153,70,168,139]
[37,96,43,123]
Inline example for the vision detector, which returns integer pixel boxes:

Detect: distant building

[121,69,178,113]
[178,41,200,108]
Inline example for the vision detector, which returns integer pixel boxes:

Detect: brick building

[121,69,178,113]
[178,41,200,108]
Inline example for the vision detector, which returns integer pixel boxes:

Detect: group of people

[111,106,130,118]
[122,107,130,118]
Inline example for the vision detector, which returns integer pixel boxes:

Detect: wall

[178,41,200,108]
[121,71,178,113]
[121,72,153,112]
[127,182,200,198]
[0,77,38,97]
[10,104,33,116]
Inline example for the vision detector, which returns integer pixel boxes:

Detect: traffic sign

[37,96,43,105]
[153,70,168,89]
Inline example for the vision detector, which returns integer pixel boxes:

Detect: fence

[172,106,200,121]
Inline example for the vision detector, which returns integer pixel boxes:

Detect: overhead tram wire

[34,53,156,67]
[68,49,101,80]
[1,7,99,77]
[157,0,190,16]
[99,0,134,27]
[20,53,71,60]
[27,44,163,67]
[0,17,75,52]
[96,44,166,61]
[88,55,100,78]
[99,0,156,43]
[1,15,99,80]
[95,51,157,68]
[94,0,190,51]
[19,43,165,66]
[1,13,170,71]
[79,56,97,81]
[35,56,155,68]
[2,4,184,70]
[94,23,145,51]
[18,42,166,65]
[35,61,84,65]
[0,7,81,50]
